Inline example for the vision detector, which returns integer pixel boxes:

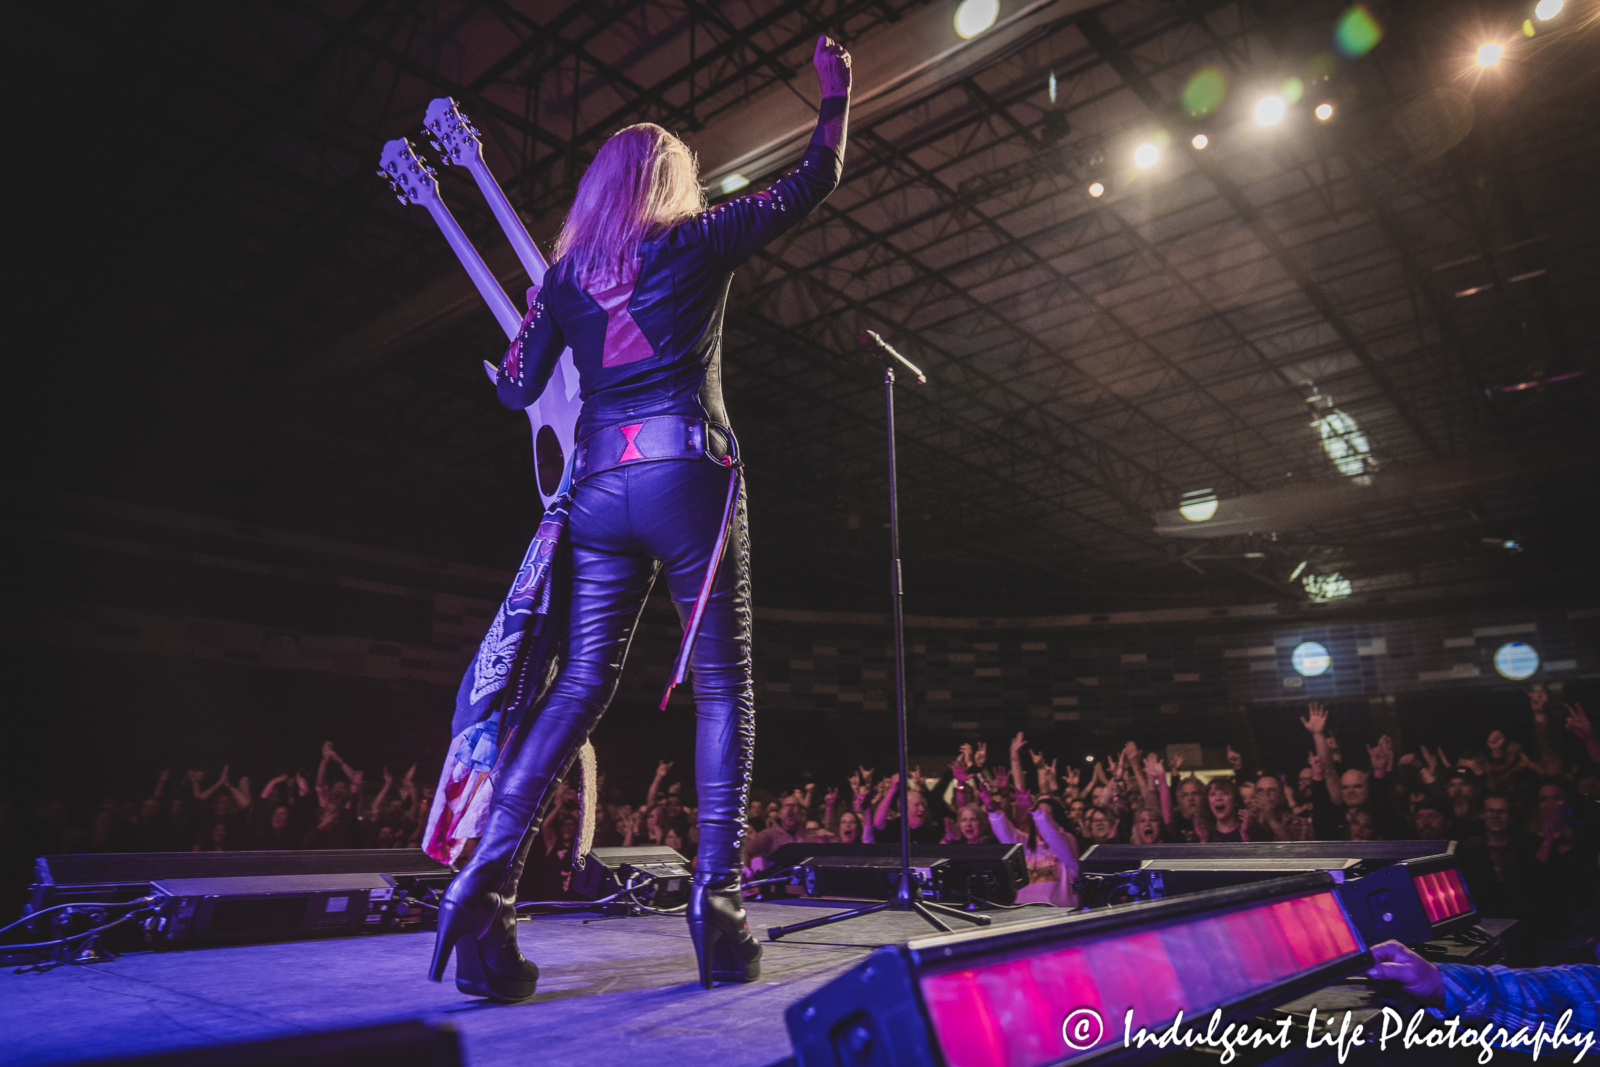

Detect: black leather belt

[572,415,729,482]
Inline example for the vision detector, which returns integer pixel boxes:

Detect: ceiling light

[1191,133,1208,149]
[1535,0,1562,19]
[954,0,1000,39]
[1302,573,1352,602]
[1134,143,1159,168]
[1476,42,1503,67]
[1178,489,1218,523]
[1088,182,1105,197]
[1315,103,1334,120]
[1307,394,1377,481]
[719,173,750,195]
[1254,95,1287,126]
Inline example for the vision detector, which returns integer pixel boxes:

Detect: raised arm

[1302,704,1340,806]
[1145,752,1173,826]
[645,759,672,811]
[872,773,900,832]
[695,37,850,267]
[1009,732,1029,796]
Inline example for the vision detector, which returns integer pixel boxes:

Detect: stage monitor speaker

[786,872,1371,1067]
[763,842,1026,905]
[569,845,691,908]
[27,850,455,947]
[83,1019,461,1067]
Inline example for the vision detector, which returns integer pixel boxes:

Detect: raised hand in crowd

[1565,703,1600,763]
[1418,744,1442,785]
[1009,731,1028,792]
[1300,702,1328,735]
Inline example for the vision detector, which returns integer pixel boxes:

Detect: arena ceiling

[46,0,1600,616]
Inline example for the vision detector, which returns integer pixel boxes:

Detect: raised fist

[813,36,852,98]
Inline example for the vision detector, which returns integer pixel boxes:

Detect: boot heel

[689,920,721,989]
[427,903,472,982]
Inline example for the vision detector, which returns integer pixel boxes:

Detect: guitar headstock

[377,137,441,208]
[424,97,485,169]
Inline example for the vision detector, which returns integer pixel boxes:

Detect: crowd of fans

[5,693,1596,957]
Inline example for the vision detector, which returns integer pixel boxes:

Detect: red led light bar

[918,890,1360,1067]
[1412,868,1471,924]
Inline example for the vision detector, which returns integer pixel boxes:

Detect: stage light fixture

[954,0,999,39]
[1254,95,1287,126]
[1315,103,1334,120]
[1191,133,1209,149]
[1494,642,1539,680]
[1535,0,1562,18]
[1476,42,1503,67]
[1088,181,1105,197]
[1179,489,1218,523]
[1134,142,1159,168]
[1292,642,1332,677]
[719,173,749,195]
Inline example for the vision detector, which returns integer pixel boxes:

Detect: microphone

[857,330,928,384]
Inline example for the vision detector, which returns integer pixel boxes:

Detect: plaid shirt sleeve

[1437,963,1600,1031]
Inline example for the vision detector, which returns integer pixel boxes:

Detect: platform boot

[687,871,763,989]
[426,720,585,1002]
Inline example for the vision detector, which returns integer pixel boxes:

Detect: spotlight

[1476,42,1503,67]
[1191,133,1209,149]
[1178,489,1218,523]
[1535,0,1562,19]
[1254,95,1287,126]
[1088,181,1105,197]
[1134,143,1159,168]
[954,0,999,39]
[719,173,750,195]
[1315,103,1334,121]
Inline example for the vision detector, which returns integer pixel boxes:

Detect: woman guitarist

[428,36,852,1001]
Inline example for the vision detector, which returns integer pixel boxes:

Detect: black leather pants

[517,455,754,875]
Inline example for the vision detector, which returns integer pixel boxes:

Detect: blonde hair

[554,123,704,281]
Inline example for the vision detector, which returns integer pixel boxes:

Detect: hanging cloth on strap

[424,451,596,865]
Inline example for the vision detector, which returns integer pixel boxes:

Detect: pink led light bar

[919,891,1360,1067]
[1412,868,1471,924]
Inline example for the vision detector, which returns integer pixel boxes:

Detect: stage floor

[2,898,1033,1066]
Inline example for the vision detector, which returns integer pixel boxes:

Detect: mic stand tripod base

[765,872,990,941]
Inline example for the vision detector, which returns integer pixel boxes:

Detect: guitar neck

[420,197,522,340]
[464,155,548,286]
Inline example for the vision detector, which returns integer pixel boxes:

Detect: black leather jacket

[496,140,842,440]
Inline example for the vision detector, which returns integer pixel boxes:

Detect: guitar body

[485,350,582,509]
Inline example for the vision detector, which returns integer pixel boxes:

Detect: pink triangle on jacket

[588,274,655,368]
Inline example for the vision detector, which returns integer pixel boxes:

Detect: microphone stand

[766,331,989,941]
